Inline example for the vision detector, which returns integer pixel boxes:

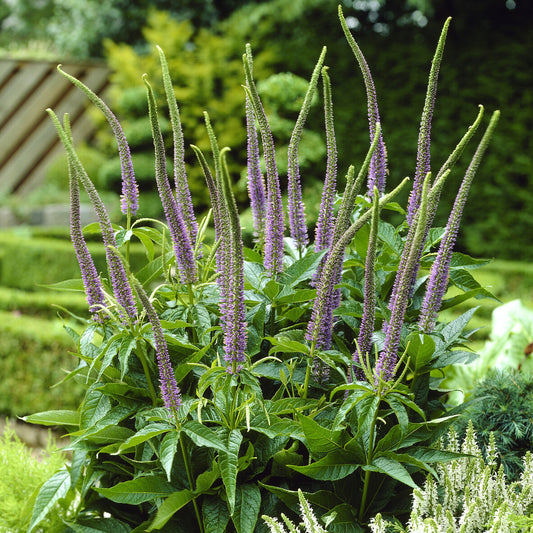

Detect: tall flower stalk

[353,190,381,379]
[157,46,198,246]
[339,6,387,195]
[133,280,181,414]
[198,114,247,373]
[419,110,500,332]
[406,17,451,226]
[144,75,197,285]
[246,93,267,241]
[314,66,338,252]
[287,46,327,249]
[57,66,138,218]
[68,156,106,319]
[243,44,284,276]
[47,110,137,324]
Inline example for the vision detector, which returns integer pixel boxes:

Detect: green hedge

[0,311,83,417]
[0,286,89,318]
[0,231,148,290]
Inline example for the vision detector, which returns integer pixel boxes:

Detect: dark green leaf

[24,410,79,427]
[219,428,242,515]
[160,431,179,482]
[289,450,358,480]
[117,424,172,454]
[203,496,231,533]
[96,476,175,504]
[182,420,226,452]
[147,490,195,530]
[232,483,261,533]
[28,468,71,532]
[299,415,343,454]
[366,456,418,489]
[279,250,326,287]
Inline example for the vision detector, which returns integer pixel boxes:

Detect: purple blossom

[135,281,181,413]
[419,110,500,332]
[243,46,284,276]
[315,66,338,252]
[144,76,197,285]
[339,7,387,195]
[406,18,450,226]
[376,175,432,381]
[354,192,380,375]
[57,66,138,216]
[48,110,138,323]
[287,47,326,248]
[69,163,106,319]
[157,46,198,245]
[245,94,267,240]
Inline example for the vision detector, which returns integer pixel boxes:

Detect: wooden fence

[0,58,109,196]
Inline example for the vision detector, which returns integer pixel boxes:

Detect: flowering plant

[26,7,499,532]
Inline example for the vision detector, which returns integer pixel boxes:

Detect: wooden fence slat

[0,61,18,86]
[0,60,109,196]
[0,67,109,194]
[0,62,50,126]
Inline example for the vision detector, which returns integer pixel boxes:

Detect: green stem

[179,437,205,533]
[302,342,316,399]
[136,340,158,406]
[358,392,381,523]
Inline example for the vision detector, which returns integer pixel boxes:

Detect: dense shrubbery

[0,311,83,416]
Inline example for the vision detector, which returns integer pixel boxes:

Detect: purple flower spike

[339,7,387,195]
[69,163,106,319]
[243,45,284,276]
[315,66,338,252]
[287,47,326,248]
[144,76,197,285]
[245,94,267,240]
[157,46,198,245]
[407,18,451,226]
[48,110,138,324]
[419,110,500,332]
[135,281,181,413]
[57,66,138,216]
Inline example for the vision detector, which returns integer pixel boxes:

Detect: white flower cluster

[370,423,533,533]
[262,488,328,533]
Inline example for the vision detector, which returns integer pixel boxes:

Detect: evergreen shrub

[0,312,83,417]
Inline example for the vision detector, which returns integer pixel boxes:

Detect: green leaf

[136,251,175,284]
[259,483,344,512]
[23,409,79,427]
[276,288,317,304]
[28,468,71,532]
[439,307,479,346]
[219,428,242,515]
[41,278,85,291]
[117,424,172,454]
[182,420,226,452]
[96,476,175,504]
[279,250,327,287]
[289,450,358,480]
[265,336,310,355]
[232,483,261,533]
[375,450,437,478]
[367,456,418,489]
[65,517,132,533]
[195,461,221,493]
[147,490,195,531]
[405,332,435,371]
[203,496,231,533]
[160,430,179,482]
[299,415,343,454]
[78,425,135,445]
[80,387,112,430]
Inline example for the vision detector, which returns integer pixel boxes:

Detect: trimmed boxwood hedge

[0,230,149,290]
[0,311,84,417]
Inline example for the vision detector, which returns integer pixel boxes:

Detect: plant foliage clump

[27,8,500,532]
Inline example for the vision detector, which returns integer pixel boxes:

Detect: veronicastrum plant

[26,7,500,532]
